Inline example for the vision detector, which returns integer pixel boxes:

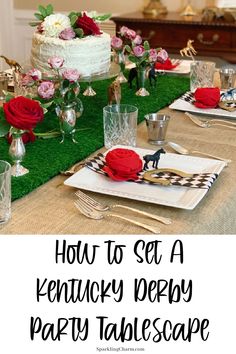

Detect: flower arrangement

[18,56,82,110]
[30,4,110,39]
[0,55,84,144]
[37,56,81,107]
[111,26,167,69]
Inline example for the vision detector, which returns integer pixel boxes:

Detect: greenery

[0,75,189,201]
[29,4,54,26]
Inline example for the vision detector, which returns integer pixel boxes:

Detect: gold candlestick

[143,0,168,16]
[180,1,197,16]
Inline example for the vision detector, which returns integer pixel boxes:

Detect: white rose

[43,13,71,38]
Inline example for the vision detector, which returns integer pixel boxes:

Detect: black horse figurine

[128,67,139,89]
[128,63,158,89]
[147,64,157,87]
[143,148,166,170]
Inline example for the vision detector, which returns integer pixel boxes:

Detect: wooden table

[111,12,236,63]
[0,106,235,235]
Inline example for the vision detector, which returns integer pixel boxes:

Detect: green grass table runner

[0,75,189,201]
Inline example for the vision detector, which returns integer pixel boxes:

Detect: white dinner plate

[169,91,236,119]
[64,146,225,210]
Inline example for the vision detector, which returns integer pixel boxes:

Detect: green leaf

[128,56,139,64]
[5,93,14,102]
[46,4,53,16]
[74,28,84,38]
[38,5,47,18]
[93,13,111,22]
[70,14,78,27]
[125,45,131,53]
[29,21,41,27]
[143,41,150,51]
[34,12,44,21]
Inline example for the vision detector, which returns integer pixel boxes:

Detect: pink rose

[125,29,136,40]
[26,68,42,81]
[37,81,55,99]
[119,26,129,36]
[133,35,142,45]
[62,68,80,82]
[111,36,123,50]
[48,56,64,69]
[133,45,145,57]
[59,27,76,40]
[149,48,158,62]
[157,49,169,62]
[21,74,34,87]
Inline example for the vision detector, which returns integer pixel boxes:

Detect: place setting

[65,99,227,219]
[169,41,236,120]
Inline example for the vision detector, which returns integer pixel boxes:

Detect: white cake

[31,32,111,77]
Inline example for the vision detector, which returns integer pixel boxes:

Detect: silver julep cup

[145,113,170,145]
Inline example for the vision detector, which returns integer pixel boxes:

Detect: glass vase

[113,52,127,84]
[136,66,150,96]
[9,130,29,177]
[56,100,83,144]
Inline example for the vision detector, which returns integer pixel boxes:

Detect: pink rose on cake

[59,27,76,40]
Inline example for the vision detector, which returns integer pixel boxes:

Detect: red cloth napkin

[194,87,220,109]
[102,148,143,181]
[155,58,179,71]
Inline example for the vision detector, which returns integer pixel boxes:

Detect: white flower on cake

[42,13,71,37]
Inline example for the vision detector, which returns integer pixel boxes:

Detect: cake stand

[79,62,120,96]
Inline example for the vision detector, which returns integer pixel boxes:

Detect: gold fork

[185,112,236,129]
[74,199,161,234]
[75,190,172,225]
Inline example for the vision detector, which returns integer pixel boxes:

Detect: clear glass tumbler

[190,61,216,92]
[0,160,11,224]
[103,104,138,149]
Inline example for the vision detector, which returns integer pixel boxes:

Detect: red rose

[7,130,36,144]
[103,148,143,181]
[76,13,102,36]
[3,96,44,131]
[194,87,220,109]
